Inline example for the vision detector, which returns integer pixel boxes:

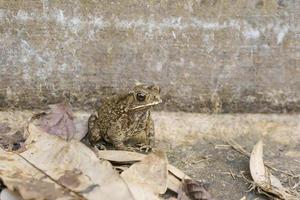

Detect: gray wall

[0,0,299,113]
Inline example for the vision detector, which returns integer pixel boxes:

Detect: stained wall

[0,0,299,112]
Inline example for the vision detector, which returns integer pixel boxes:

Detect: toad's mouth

[129,100,162,111]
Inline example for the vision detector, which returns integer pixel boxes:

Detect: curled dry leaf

[34,103,88,141]
[0,123,134,200]
[250,140,299,200]
[121,150,168,200]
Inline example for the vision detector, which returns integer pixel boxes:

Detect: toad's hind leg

[87,114,102,145]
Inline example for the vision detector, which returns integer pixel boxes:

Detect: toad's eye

[136,93,146,101]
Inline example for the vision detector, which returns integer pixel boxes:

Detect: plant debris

[95,150,147,163]
[121,150,168,200]
[0,120,208,200]
[0,189,23,200]
[0,123,135,200]
[178,179,215,200]
[34,103,88,140]
[0,130,26,151]
[0,123,11,134]
[249,140,300,200]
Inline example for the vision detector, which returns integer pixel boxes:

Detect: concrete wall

[0,0,299,113]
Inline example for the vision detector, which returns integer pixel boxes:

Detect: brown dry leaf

[0,189,23,200]
[95,150,192,180]
[250,140,299,200]
[0,148,79,200]
[95,150,147,163]
[168,164,192,180]
[0,123,134,200]
[181,179,215,200]
[121,150,168,200]
[0,130,26,151]
[177,192,191,200]
[0,123,11,134]
[34,103,87,141]
[167,172,182,193]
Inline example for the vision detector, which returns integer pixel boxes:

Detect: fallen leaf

[167,172,182,193]
[0,130,26,151]
[34,103,87,141]
[121,150,168,200]
[179,179,215,200]
[95,150,147,163]
[250,140,299,200]
[0,123,134,200]
[0,189,23,200]
[94,149,192,183]
[182,179,214,200]
[177,192,191,200]
[0,123,11,134]
[168,164,192,180]
[0,148,80,200]
[166,197,179,200]
[73,112,89,140]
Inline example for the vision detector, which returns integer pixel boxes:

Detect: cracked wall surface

[0,0,299,113]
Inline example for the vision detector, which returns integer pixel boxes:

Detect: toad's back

[96,94,129,135]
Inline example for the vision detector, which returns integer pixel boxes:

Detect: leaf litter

[0,123,135,200]
[0,103,214,200]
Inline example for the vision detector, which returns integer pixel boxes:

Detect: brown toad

[87,84,162,151]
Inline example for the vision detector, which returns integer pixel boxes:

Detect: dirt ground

[0,110,299,200]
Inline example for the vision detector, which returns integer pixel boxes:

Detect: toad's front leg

[138,118,156,153]
[87,114,102,145]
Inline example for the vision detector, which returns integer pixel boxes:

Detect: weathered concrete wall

[0,0,299,112]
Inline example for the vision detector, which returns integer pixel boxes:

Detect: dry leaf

[0,123,134,200]
[250,140,299,200]
[94,149,194,198]
[95,150,147,163]
[168,165,192,180]
[121,150,168,200]
[0,189,23,200]
[0,148,79,200]
[0,123,11,134]
[94,150,192,182]
[181,179,215,200]
[177,191,191,200]
[34,103,87,141]
[73,112,89,140]
[0,130,26,151]
[167,172,182,193]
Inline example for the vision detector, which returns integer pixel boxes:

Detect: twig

[294,159,300,164]
[214,144,231,150]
